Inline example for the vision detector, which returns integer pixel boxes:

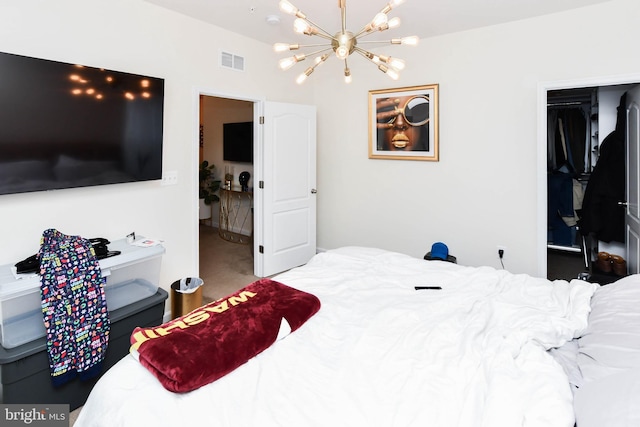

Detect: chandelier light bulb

[274,43,291,53]
[293,18,312,34]
[335,45,349,59]
[386,68,400,80]
[400,36,419,46]
[380,0,406,15]
[378,54,405,70]
[296,67,314,84]
[344,68,352,84]
[279,55,304,71]
[372,13,388,28]
[388,57,405,70]
[378,64,399,80]
[387,17,401,29]
[279,0,298,15]
[314,54,329,65]
[279,57,296,71]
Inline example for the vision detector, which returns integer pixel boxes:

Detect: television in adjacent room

[0,51,165,196]
[223,122,253,163]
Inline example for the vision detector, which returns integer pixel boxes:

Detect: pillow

[577,274,640,383]
[574,368,640,427]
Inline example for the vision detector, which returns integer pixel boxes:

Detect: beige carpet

[199,224,259,303]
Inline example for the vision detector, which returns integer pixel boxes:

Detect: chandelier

[274,0,418,84]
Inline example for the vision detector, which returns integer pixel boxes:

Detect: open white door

[626,85,640,274]
[256,101,317,277]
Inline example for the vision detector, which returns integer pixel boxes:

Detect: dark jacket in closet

[578,93,627,243]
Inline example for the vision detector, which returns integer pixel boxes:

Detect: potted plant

[199,160,221,220]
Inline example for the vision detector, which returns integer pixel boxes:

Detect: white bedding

[75,247,596,427]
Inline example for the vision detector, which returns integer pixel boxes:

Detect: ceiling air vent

[220,51,245,72]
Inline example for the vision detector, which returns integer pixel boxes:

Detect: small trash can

[170,277,204,319]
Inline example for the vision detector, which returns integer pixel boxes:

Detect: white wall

[0,0,311,306]
[2,0,638,291]
[310,0,640,275]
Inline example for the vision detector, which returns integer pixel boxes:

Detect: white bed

[74,246,637,427]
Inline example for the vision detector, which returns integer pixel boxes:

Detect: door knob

[618,201,628,207]
[311,189,317,194]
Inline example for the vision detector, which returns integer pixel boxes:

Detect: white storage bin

[0,238,164,349]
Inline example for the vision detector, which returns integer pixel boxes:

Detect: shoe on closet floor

[611,255,627,276]
[596,252,613,273]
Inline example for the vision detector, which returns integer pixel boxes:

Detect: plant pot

[199,198,211,220]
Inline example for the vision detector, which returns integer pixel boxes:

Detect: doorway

[198,94,257,283]
[539,75,640,280]
[194,94,318,280]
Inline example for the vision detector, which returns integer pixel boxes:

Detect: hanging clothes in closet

[578,92,627,244]
[548,107,589,174]
[547,105,588,247]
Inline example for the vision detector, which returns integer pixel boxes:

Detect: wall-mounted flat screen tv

[0,51,164,196]
[223,122,253,163]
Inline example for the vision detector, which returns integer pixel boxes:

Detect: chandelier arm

[353,2,404,38]
[310,32,335,42]
[355,39,395,45]
[354,25,391,39]
[289,47,334,64]
[343,57,352,83]
[353,48,379,65]
[354,46,380,58]
[353,47,395,74]
[304,47,335,58]
[313,53,330,69]
[340,0,347,34]
[354,47,405,71]
[289,42,335,50]
[355,29,384,39]
[296,53,330,84]
[299,16,336,39]
[354,28,373,39]
[379,4,393,15]
[354,17,389,38]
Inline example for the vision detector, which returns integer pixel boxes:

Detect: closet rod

[547,244,582,253]
[547,101,589,107]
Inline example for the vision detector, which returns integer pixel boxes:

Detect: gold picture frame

[368,84,439,161]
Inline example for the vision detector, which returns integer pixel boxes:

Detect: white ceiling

[145,0,611,46]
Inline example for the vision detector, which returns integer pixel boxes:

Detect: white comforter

[75,247,596,427]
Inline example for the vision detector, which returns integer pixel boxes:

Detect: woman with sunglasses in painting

[376,95,430,151]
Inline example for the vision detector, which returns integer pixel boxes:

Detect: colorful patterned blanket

[130,278,321,393]
[39,228,110,386]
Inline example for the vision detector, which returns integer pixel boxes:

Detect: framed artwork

[368,84,439,161]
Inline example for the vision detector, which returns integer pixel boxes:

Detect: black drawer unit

[0,289,167,411]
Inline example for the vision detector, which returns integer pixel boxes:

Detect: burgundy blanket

[130,278,321,393]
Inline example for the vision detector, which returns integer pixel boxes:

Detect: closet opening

[546,84,635,282]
